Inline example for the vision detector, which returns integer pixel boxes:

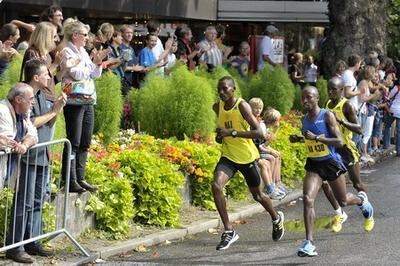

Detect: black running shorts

[215,157,261,187]
[305,158,347,182]
[336,145,357,168]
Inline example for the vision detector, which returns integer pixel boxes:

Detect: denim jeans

[383,114,400,155]
[6,163,47,251]
[62,104,94,183]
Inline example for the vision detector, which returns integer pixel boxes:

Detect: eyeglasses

[77,32,88,37]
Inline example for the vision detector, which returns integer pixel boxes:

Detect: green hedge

[94,72,123,145]
[129,65,216,139]
[247,66,296,115]
[0,54,23,98]
[316,77,328,107]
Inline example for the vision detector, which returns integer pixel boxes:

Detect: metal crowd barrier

[0,139,89,257]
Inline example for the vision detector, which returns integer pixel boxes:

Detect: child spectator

[165,39,178,74]
[249,98,286,200]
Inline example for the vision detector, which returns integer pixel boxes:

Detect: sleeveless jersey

[326,98,359,161]
[301,109,341,161]
[218,98,259,164]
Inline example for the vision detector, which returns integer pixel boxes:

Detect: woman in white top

[357,66,384,162]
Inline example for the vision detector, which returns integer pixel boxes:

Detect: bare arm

[262,54,276,67]
[10,20,35,32]
[344,85,360,98]
[340,101,362,134]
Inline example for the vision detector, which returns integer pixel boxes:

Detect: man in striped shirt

[199,26,222,72]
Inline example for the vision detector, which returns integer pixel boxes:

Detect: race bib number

[304,136,330,158]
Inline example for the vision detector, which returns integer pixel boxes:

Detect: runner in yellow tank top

[322,77,373,233]
[212,76,284,250]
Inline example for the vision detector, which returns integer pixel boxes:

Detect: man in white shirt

[257,25,279,71]
[146,20,172,75]
[343,54,362,111]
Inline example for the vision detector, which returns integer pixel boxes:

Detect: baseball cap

[265,25,279,33]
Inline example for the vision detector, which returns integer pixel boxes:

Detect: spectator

[343,54,362,111]
[20,22,64,114]
[230,41,250,80]
[249,98,286,200]
[108,30,125,84]
[95,22,114,51]
[2,83,37,264]
[175,24,200,70]
[39,5,64,34]
[6,59,65,264]
[165,39,178,74]
[198,26,222,72]
[289,53,305,88]
[304,55,318,86]
[119,24,143,89]
[383,80,400,156]
[357,65,383,162]
[146,20,172,75]
[334,60,347,78]
[257,25,279,71]
[60,20,109,193]
[139,33,166,72]
[216,24,233,66]
[0,23,20,76]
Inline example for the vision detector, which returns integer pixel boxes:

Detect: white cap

[265,25,279,33]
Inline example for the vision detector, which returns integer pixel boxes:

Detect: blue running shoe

[358,191,375,232]
[297,240,318,257]
[358,191,373,218]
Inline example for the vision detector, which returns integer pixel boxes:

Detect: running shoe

[278,184,292,194]
[332,211,348,233]
[297,240,318,257]
[268,189,285,200]
[358,191,375,232]
[272,211,285,241]
[216,230,239,250]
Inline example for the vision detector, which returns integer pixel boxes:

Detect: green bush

[195,66,242,100]
[228,67,250,101]
[316,77,328,107]
[119,149,184,227]
[0,187,14,242]
[271,115,306,187]
[131,66,216,140]
[292,85,303,112]
[0,53,23,98]
[85,156,135,238]
[94,72,123,145]
[247,66,296,115]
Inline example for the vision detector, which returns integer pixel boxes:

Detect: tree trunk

[321,0,387,78]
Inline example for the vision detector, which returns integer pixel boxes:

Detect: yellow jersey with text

[217,98,259,164]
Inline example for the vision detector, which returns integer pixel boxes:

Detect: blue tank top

[302,109,342,162]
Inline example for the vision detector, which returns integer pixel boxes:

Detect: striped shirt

[199,40,222,68]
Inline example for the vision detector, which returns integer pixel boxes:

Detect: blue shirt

[302,109,342,162]
[139,47,156,67]
[119,43,138,86]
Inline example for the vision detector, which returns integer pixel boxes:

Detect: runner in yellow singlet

[212,76,284,250]
[323,77,374,233]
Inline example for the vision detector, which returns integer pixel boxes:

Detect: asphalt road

[101,156,400,265]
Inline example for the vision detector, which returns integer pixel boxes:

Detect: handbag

[61,79,95,96]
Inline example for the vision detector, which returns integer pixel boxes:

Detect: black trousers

[62,104,94,183]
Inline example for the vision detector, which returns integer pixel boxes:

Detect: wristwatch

[315,135,320,142]
[231,130,238,138]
